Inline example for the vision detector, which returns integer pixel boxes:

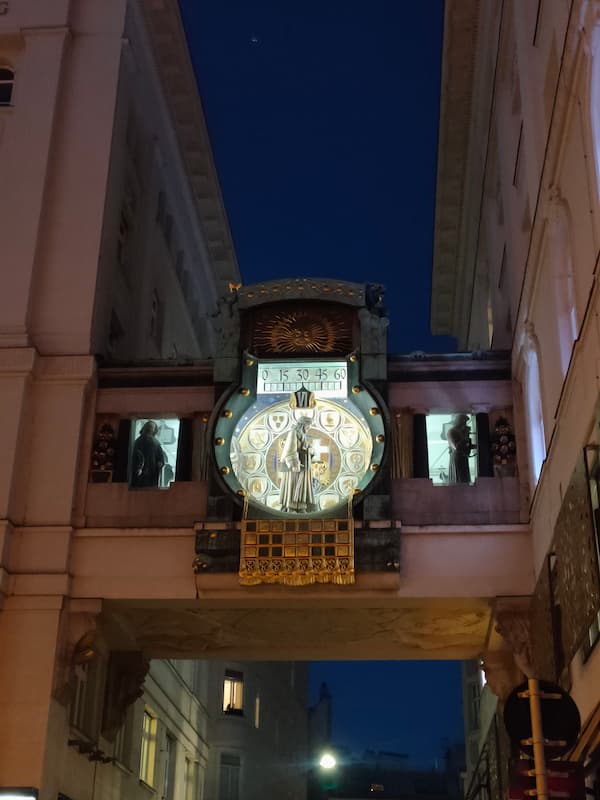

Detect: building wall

[204,661,309,800]
[433,0,600,782]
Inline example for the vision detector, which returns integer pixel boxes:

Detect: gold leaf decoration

[251,308,352,355]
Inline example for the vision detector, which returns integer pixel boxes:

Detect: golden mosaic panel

[239,517,354,586]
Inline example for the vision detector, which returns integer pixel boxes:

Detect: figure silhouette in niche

[446,414,474,484]
[131,420,166,488]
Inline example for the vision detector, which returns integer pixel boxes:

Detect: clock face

[230,396,373,514]
[212,356,386,517]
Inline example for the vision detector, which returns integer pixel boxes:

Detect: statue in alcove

[446,414,473,484]
[131,420,166,488]
[491,416,517,477]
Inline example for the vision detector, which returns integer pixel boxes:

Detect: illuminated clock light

[369,407,380,416]
[245,358,255,366]
[215,437,224,446]
[370,464,379,471]
[240,388,250,396]
[376,434,385,443]
[352,386,361,394]
[349,353,358,362]
[220,466,230,475]
[223,410,233,418]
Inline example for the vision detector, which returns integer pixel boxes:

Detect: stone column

[412,412,429,479]
[475,411,493,478]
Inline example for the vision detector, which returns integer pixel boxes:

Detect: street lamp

[319,752,336,770]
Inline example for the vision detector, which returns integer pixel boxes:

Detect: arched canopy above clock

[214,278,389,383]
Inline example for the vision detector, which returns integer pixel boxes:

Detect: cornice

[138,0,240,291]
[431,0,480,337]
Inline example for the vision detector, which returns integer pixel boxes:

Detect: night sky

[179,0,463,763]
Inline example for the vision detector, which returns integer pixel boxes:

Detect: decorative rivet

[376,434,385,443]
[245,358,255,366]
[349,353,358,362]
[370,464,379,471]
[215,437,224,446]
[223,409,233,418]
[369,407,380,416]
[352,385,361,394]
[240,387,250,396]
[221,466,230,475]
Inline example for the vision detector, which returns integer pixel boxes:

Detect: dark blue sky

[308,661,464,766]
[180,0,456,354]
[179,0,463,763]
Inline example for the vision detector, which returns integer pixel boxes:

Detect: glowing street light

[319,752,337,770]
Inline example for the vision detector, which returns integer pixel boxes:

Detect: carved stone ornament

[495,606,534,678]
[101,651,150,741]
[52,604,101,706]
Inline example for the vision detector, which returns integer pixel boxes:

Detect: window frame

[139,709,158,787]
[0,65,14,107]
[223,670,244,715]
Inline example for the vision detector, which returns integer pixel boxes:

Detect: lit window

[425,413,478,485]
[254,694,260,729]
[223,670,243,714]
[139,710,157,786]
[0,66,14,106]
[130,418,180,489]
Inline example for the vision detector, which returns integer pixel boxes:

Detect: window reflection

[425,413,478,485]
[130,418,180,488]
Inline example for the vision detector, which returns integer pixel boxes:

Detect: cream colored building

[432,0,600,791]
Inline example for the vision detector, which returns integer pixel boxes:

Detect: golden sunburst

[253,310,350,354]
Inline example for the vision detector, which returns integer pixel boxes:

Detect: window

[130,418,180,489]
[254,694,260,729]
[185,757,199,800]
[139,710,157,786]
[0,66,14,106]
[69,659,104,740]
[223,670,243,714]
[425,413,478,485]
[163,735,176,800]
[523,342,546,485]
[113,705,133,768]
[219,754,240,800]
[546,198,578,376]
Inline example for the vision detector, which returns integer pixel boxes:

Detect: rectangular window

[219,754,240,800]
[129,418,180,489]
[185,756,198,800]
[164,734,176,800]
[223,670,243,714]
[139,710,158,786]
[254,694,260,729]
[425,414,478,485]
[113,705,133,768]
[69,659,103,740]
